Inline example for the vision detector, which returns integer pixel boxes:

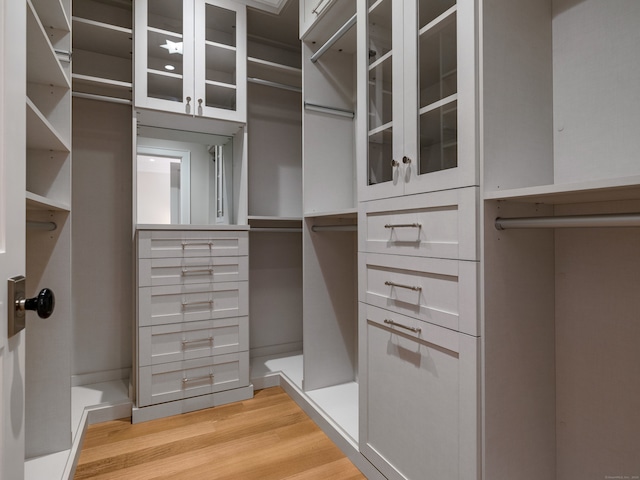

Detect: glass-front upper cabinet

[361,0,476,200]
[135,0,246,123]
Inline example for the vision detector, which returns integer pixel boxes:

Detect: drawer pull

[182,241,213,249]
[182,336,214,348]
[311,0,330,14]
[384,319,422,334]
[385,281,422,292]
[384,223,422,229]
[182,373,214,386]
[181,300,213,309]
[181,267,214,276]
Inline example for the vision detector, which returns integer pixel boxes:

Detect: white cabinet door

[359,303,480,480]
[135,0,194,115]
[361,0,477,201]
[135,0,246,123]
[193,0,246,122]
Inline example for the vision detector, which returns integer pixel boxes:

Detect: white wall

[72,98,133,378]
[137,170,171,224]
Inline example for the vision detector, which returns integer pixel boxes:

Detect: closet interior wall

[246,2,304,359]
[71,98,133,383]
[482,0,640,478]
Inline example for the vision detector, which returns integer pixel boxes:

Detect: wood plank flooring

[74,387,367,480]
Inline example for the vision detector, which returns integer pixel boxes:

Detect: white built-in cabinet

[360,0,476,202]
[134,0,247,123]
[357,0,480,478]
[133,227,252,422]
[24,0,73,460]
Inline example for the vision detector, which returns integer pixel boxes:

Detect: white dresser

[133,226,252,423]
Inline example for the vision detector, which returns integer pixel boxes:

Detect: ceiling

[246,0,300,49]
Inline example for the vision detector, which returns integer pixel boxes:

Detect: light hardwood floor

[74,387,367,479]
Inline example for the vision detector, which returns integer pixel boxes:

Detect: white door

[1,0,27,478]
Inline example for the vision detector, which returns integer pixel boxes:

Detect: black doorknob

[19,288,55,319]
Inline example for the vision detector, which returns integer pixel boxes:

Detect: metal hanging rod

[310,13,357,64]
[311,225,357,232]
[72,91,132,105]
[304,102,355,118]
[248,77,302,93]
[251,227,303,233]
[495,213,640,230]
[27,221,57,231]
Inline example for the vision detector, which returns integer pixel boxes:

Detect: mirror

[136,125,234,225]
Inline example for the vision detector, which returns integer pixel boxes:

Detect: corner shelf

[26,98,71,152]
[27,1,70,88]
[26,191,70,212]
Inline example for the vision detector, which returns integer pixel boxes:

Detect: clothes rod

[311,225,357,232]
[310,12,357,64]
[250,227,302,233]
[248,77,302,93]
[304,102,355,118]
[27,221,57,231]
[495,213,640,230]
[72,91,132,105]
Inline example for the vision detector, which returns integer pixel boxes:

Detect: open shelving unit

[72,0,132,102]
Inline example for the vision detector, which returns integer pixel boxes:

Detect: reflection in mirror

[136,125,233,225]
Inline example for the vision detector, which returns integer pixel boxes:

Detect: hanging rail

[495,213,640,230]
[248,77,302,93]
[311,224,357,232]
[27,221,57,231]
[72,91,132,105]
[304,102,355,118]
[310,12,357,64]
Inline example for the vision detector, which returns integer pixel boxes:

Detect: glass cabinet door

[405,0,476,194]
[138,0,194,114]
[366,0,400,196]
[194,0,246,122]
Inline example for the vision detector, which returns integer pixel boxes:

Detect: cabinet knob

[186,96,191,105]
[402,156,412,164]
[391,159,399,167]
[16,288,55,319]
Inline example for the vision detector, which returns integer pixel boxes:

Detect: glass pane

[368,0,392,65]
[369,55,392,130]
[148,72,183,102]
[206,4,236,47]
[206,44,236,85]
[206,83,236,110]
[419,16,457,108]
[419,0,456,28]
[419,101,457,174]
[369,127,393,186]
[148,0,183,34]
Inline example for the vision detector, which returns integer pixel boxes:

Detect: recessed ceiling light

[164,64,175,71]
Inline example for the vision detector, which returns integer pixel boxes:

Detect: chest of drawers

[133,228,252,422]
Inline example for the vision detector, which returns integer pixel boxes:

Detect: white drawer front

[139,316,249,367]
[138,281,249,327]
[138,256,249,287]
[361,253,478,336]
[138,352,249,407]
[362,304,461,480]
[360,187,478,261]
[138,230,249,259]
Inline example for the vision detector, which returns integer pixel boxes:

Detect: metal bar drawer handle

[385,281,422,292]
[181,300,213,308]
[182,373,214,385]
[182,336,214,348]
[384,319,421,334]
[181,267,214,276]
[182,241,213,249]
[384,223,422,229]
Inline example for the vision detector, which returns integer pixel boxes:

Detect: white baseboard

[250,342,303,358]
[71,368,131,387]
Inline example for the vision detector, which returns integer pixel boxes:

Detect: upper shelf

[484,176,640,205]
[72,17,132,59]
[26,97,71,152]
[30,0,70,31]
[27,1,70,88]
